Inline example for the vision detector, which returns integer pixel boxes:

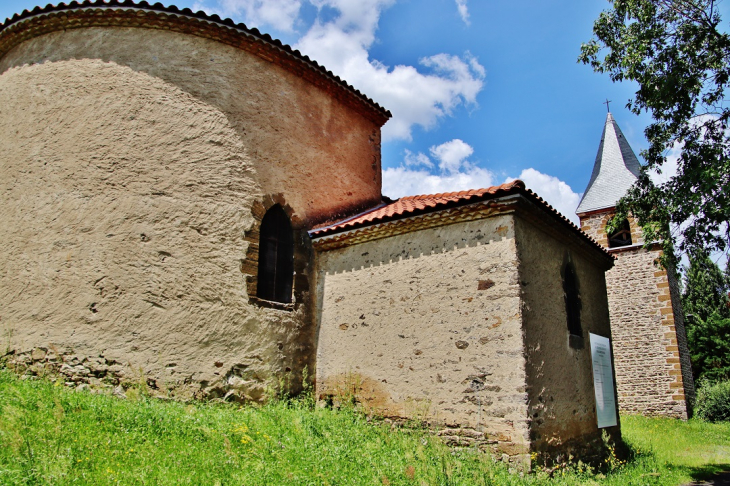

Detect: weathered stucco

[315,201,618,459]
[514,215,620,457]
[315,213,527,454]
[579,211,694,418]
[0,24,382,398]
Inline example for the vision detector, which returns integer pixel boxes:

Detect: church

[0,0,648,462]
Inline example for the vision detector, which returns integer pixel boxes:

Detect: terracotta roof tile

[311,180,524,236]
[310,180,613,259]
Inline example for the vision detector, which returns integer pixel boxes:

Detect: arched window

[608,218,632,248]
[257,205,294,303]
[563,263,582,337]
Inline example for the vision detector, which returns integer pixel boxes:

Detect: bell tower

[576,112,695,418]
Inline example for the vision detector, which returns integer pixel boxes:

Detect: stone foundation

[3,346,280,403]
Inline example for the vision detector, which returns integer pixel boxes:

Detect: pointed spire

[576,112,642,214]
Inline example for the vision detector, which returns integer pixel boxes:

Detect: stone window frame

[240,195,309,311]
[607,217,633,248]
[562,257,584,349]
[256,204,294,304]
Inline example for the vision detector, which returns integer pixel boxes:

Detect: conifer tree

[682,253,730,382]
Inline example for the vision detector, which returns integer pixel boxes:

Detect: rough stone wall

[314,214,528,456]
[0,26,381,399]
[578,212,644,247]
[666,264,696,408]
[579,211,693,418]
[514,215,620,459]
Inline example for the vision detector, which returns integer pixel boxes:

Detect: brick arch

[240,194,310,311]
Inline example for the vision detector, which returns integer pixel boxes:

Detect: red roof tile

[310,180,524,236]
[310,180,613,259]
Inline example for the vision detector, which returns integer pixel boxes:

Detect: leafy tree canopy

[579,0,730,267]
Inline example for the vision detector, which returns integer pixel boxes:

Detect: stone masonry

[579,211,695,417]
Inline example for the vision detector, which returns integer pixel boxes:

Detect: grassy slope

[1,369,729,485]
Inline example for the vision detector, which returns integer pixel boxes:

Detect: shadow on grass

[685,464,730,485]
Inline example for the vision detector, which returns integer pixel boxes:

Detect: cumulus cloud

[403,149,433,168]
[383,139,494,198]
[192,0,302,31]
[386,143,582,224]
[455,0,469,25]
[505,169,582,224]
[429,138,474,173]
[382,165,495,199]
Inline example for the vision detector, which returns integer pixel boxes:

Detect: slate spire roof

[576,112,642,214]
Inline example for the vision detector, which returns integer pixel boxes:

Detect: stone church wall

[314,214,528,456]
[0,25,382,399]
[514,215,620,458]
[605,248,692,418]
[579,211,694,418]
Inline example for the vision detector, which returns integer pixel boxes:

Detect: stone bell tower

[576,112,695,418]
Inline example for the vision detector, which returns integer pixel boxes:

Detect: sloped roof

[0,0,391,125]
[311,181,524,236]
[576,112,642,214]
[310,180,612,259]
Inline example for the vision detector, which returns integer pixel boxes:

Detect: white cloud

[429,138,473,173]
[294,1,485,141]
[505,169,582,224]
[193,0,486,141]
[403,149,433,168]
[383,139,494,198]
[192,0,302,31]
[382,165,495,199]
[455,0,470,25]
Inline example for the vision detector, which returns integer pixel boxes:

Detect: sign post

[590,333,617,428]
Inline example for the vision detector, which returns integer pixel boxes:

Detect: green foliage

[687,314,730,382]
[579,0,730,266]
[695,380,730,422]
[682,252,730,381]
[3,369,730,485]
[620,414,730,467]
[683,252,730,322]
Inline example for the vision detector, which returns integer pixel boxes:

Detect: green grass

[0,368,728,485]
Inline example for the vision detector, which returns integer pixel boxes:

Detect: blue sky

[0,0,658,223]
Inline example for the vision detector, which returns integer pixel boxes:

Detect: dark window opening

[608,219,632,248]
[257,205,294,303]
[563,264,582,337]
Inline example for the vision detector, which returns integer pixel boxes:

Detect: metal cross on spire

[603,99,611,112]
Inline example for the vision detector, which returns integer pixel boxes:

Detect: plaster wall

[315,214,528,454]
[0,27,382,223]
[514,216,619,456]
[0,26,380,397]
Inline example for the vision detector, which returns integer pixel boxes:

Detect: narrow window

[607,218,632,248]
[563,264,582,337]
[257,205,294,303]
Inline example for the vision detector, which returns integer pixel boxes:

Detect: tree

[682,252,730,382]
[683,252,730,322]
[579,0,730,267]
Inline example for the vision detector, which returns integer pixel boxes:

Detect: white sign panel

[590,333,618,428]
